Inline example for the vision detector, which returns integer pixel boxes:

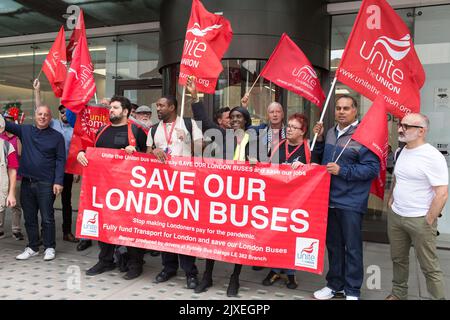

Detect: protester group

[0,0,449,300]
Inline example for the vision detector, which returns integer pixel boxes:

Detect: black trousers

[61,173,74,234]
[161,252,198,277]
[98,241,145,269]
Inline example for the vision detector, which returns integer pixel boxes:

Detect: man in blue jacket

[313,95,379,300]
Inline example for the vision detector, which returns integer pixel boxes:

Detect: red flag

[260,33,325,108]
[178,0,233,94]
[352,96,389,199]
[65,105,110,175]
[66,10,86,63]
[61,33,96,113]
[336,0,425,119]
[42,26,67,98]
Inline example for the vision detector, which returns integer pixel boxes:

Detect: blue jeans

[21,179,56,251]
[325,208,363,298]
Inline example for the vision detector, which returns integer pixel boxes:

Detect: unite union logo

[80,210,99,238]
[295,237,319,270]
[186,22,222,37]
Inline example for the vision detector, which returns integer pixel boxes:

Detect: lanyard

[269,139,311,164]
[163,121,176,147]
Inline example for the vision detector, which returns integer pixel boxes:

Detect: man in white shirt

[146,94,203,289]
[386,113,448,300]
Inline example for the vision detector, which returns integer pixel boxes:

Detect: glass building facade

[0,0,449,244]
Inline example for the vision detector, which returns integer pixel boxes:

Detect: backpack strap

[150,122,160,149]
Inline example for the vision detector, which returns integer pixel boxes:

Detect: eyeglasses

[59,110,66,115]
[287,124,302,131]
[397,123,423,131]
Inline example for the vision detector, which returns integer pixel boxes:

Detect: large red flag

[260,33,325,108]
[352,96,389,199]
[178,0,233,94]
[65,105,110,175]
[61,33,96,113]
[66,9,86,63]
[336,0,425,119]
[42,26,67,98]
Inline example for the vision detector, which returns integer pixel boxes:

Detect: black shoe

[252,266,264,271]
[123,267,143,280]
[77,240,92,251]
[155,270,176,283]
[262,270,281,286]
[86,262,115,276]
[186,275,199,289]
[227,275,240,297]
[286,275,298,289]
[149,250,160,257]
[63,233,79,243]
[194,276,213,293]
[12,232,24,240]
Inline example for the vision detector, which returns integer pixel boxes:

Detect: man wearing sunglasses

[49,104,79,244]
[386,113,448,300]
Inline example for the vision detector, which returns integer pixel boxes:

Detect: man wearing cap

[135,105,153,129]
[50,105,79,243]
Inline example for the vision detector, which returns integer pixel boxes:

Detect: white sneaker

[43,248,56,261]
[313,286,345,300]
[346,296,359,300]
[16,247,39,260]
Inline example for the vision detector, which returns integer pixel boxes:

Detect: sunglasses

[397,123,423,131]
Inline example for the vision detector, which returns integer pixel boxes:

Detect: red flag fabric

[65,105,110,175]
[260,33,325,108]
[66,10,86,63]
[178,0,233,94]
[42,26,67,98]
[336,0,425,119]
[61,33,97,113]
[352,96,389,199]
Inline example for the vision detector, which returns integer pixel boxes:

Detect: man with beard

[385,113,448,300]
[77,95,148,280]
[146,93,203,289]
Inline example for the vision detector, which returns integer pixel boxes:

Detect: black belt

[21,177,40,183]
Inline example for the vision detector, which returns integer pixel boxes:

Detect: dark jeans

[325,207,364,298]
[61,173,74,234]
[98,241,145,269]
[21,179,56,251]
[161,252,198,277]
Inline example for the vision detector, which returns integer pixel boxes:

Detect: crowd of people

[0,77,447,300]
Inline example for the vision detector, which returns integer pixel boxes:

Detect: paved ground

[1,205,449,301]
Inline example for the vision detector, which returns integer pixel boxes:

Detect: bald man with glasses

[386,113,448,300]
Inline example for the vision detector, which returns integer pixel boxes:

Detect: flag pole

[334,137,352,163]
[310,77,337,151]
[36,68,43,80]
[179,85,186,126]
[246,73,261,95]
[94,92,98,104]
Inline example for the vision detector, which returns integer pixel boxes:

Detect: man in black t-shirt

[77,96,147,280]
